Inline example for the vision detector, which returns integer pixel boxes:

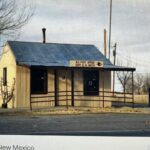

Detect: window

[31,68,47,94]
[3,67,7,86]
[83,70,99,96]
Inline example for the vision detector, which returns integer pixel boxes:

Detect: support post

[102,71,105,108]
[124,77,126,104]
[54,69,58,106]
[30,68,32,111]
[66,69,68,109]
[30,95,32,111]
[113,43,117,95]
[71,70,74,107]
[132,71,134,108]
[149,88,150,107]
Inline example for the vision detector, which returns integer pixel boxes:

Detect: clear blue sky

[18,0,150,73]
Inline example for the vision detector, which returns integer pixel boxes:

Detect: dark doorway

[31,68,47,94]
[83,70,99,96]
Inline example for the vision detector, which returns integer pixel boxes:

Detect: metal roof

[7,41,135,71]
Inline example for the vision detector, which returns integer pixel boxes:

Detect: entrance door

[57,70,71,106]
[83,70,99,96]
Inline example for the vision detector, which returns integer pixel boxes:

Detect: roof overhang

[17,62,136,72]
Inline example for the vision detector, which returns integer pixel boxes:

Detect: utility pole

[109,0,112,60]
[104,29,107,57]
[113,43,117,94]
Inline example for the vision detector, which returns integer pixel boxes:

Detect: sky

[17,0,150,73]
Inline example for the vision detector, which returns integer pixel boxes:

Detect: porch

[30,67,135,110]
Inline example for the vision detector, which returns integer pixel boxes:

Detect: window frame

[3,67,7,86]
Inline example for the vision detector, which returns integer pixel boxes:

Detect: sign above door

[69,60,103,68]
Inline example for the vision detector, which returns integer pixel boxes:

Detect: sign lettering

[69,60,103,68]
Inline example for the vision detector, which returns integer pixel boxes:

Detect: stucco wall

[16,66,30,108]
[74,70,111,107]
[0,44,17,108]
[0,62,112,109]
[31,69,55,108]
[31,69,112,109]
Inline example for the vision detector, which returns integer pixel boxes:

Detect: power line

[117,52,150,64]
[116,53,150,67]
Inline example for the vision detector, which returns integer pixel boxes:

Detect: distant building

[0,40,135,110]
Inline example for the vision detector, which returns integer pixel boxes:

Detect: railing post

[71,70,74,107]
[132,71,134,108]
[66,69,68,109]
[30,68,32,111]
[123,73,126,104]
[149,88,150,107]
[102,70,105,108]
[124,84,126,104]
[54,69,58,106]
[30,95,32,111]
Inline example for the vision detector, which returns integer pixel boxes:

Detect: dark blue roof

[7,41,135,71]
[7,41,112,67]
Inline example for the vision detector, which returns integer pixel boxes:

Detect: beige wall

[74,70,111,107]
[31,69,55,108]
[16,66,30,108]
[57,70,71,106]
[0,44,17,108]
[31,69,112,109]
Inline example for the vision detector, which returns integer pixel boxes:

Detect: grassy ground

[0,106,150,116]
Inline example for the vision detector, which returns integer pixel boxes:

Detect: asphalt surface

[0,113,150,136]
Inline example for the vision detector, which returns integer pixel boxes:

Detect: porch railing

[30,90,134,110]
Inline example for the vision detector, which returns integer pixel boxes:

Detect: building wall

[31,69,112,109]
[16,66,30,108]
[73,70,111,107]
[0,44,17,108]
[57,70,71,106]
[16,68,55,109]
[0,60,112,109]
[31,69,55,108]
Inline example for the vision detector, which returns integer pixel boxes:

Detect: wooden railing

[30,90,134,110]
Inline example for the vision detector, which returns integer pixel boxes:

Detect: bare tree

[0,0,34,43]
[143,73,150,94]
[0,0,34,108]
[134,74,144,94]
[125,73,144,94]
[128,73,150,95]
[116,59,134,93]
[0,78,15,108]
[117,71,132,93]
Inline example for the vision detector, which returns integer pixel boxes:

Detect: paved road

[0,113,150,136]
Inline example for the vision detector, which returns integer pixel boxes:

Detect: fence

[30,90,134,110]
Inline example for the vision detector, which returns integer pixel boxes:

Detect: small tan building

[0,40,135,110]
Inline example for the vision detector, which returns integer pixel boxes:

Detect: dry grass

[134,95,148,104]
